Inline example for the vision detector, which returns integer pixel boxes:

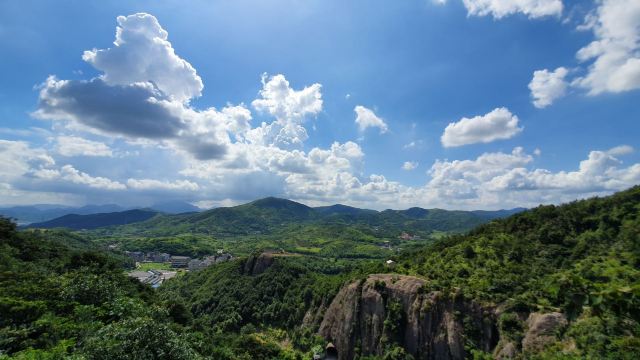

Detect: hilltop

[73,197,522,259]
[84,197,521,236]
[161,186,640,358]
[2,187,638,358]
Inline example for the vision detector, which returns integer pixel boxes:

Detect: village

[124,249,233,287]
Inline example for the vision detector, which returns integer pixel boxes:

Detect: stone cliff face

[521,312,568,354]
[318,274,498,360]
[242,253,276,275]
[318,274,568,360]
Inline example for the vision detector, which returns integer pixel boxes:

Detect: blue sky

[0,0,639,209]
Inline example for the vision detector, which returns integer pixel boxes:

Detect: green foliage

[2,186,639,358]
[497,313,524,342]
[396,185,640,357]
[82,317,200,360]
[84,197,505,260]
[0,216,197,358]
[160,256,352,332]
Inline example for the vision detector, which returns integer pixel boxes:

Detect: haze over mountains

[23,209,160,231]
[17,196,525,232]
[0,201,200,225]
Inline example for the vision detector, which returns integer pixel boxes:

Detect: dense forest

[1,186,639,359]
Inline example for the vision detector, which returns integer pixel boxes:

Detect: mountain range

[23,209,160,231]
[21,196,524,234]
[1,186,638,358]
[0,201,200,225]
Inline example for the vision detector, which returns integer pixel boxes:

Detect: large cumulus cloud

[82,13,203,102]
[248,74,323,148]
[34,13,232,160]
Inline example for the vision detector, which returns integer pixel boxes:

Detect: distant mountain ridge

[0,204,127,225]
[24,209,160,230]
[1,201,199,225]
[83,197,525,235]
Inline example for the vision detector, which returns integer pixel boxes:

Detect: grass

[136,262,172,271]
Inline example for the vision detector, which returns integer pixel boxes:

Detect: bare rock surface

[522,312,567,353]
[242,252,275,275]
[318,274,499,360]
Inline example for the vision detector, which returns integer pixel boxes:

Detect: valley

[1,187,638,359]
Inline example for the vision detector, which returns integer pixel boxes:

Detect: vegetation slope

[1,187,639,359]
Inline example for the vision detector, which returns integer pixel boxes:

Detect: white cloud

[0,127,51,138]
[82,13,203,102]
[32,13,253,161]
[529,67,569,108]
[403,140,424,149]
[572,0,640,95]
[402,161,418,171]
[56,136,113,157]
[417,146,640,209]
[126,178,199,191]
[429,147,533,187]
[354,105,388,133]
[0,140,55,182]
[7,12,640,210]
[441,107,523,147]
[607,144,634,156]
[249,74,323,148]
[536,0,640,106]
[462,0,563,19]
[252,73,323,121]
[180,140,367,204]
[1,141,125,193]
[58,165,126,190]
[485,147,640,194]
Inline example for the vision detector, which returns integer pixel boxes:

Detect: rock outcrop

[242,253,275,275]
[522,312,567,353]
[494,341,518,359]
[318,274,499,360]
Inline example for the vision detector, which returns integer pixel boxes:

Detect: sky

[0,0,639,210]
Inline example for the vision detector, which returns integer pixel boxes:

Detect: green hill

[0,217,204,359]
[3,188,638,359]
[159,186,640,359]
[82,198,522,260]
[89,197,519,238]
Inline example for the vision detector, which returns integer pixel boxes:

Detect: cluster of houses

[123,250,233,271]
[187,253,233,271]
[398,232,420,241]
[124,251,171,263]
[125,250,233,287]
[128,269,177,288]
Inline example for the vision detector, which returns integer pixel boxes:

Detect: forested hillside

[159,186,640,359]
[76,198,519,260]
[1,187,639,359]
[0,219,203,359]
[392,185,640,358]
[86,197,514,237]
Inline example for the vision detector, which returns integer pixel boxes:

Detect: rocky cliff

[242,252,276,275]
[318,274,567,360]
